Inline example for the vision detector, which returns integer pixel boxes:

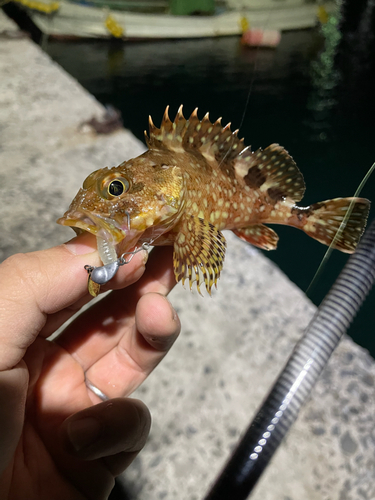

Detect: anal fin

[232,224,279,251]
[173,215,227,294]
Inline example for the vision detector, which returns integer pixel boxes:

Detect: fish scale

[58,105,370,296]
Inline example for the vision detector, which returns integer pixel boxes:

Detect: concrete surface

[1,11,375,500]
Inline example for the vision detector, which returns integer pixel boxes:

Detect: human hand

[0,234,180,500]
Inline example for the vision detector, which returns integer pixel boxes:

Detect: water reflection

[107,42,126,75]
[307,6,342,142]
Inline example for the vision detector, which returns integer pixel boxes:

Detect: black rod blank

[204,218,375,500]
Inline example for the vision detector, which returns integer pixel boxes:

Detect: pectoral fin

[233,224,279,250]
[173,215,227,294]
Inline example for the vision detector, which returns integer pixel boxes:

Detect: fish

[57,106,370,296]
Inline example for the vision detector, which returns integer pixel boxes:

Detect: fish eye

[99,175,130,199]
[108,179,126,196]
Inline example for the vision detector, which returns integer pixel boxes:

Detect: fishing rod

[204,217,375,500]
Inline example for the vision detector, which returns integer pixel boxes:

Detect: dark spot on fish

[244,166,266,189]
[130,182,145,193]
[268,187,285,201]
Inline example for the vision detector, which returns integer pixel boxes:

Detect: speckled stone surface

[0,11,145,261]
[1,11,374,500]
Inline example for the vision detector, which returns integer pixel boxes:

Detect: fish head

[57,151,184,254]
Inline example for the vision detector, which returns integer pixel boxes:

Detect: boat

[13,0,335,40]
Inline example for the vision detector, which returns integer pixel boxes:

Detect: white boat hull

[29,1,331,40]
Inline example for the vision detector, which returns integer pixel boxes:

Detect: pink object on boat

[241,29,281,48]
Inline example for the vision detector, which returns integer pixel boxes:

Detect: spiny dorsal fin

[236,143,306,202]
[144,105,246,164]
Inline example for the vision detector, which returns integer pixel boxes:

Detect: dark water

[44,25,375,356]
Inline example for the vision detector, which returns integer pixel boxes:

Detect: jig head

[84,243,151,287]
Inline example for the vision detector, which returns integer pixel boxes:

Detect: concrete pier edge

[1,11,374,500]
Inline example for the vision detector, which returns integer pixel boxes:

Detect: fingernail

[67,417,101,452]
[64,234,97,256]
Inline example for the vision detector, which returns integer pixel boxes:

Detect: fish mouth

[57,209,126,245]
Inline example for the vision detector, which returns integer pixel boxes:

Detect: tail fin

[300,197,370,253]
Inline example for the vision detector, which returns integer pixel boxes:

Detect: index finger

[55,245,178,367]
[54,246,180,399]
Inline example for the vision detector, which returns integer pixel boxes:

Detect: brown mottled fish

[58,106,370,295]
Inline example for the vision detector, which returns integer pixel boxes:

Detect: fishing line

[218,5,276,169]
[237,7,275,133]
[305,160,375,298]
